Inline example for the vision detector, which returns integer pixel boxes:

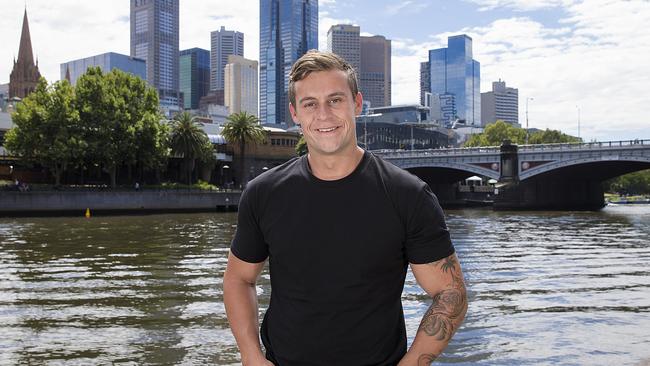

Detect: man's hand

[399,253,468,365]
[223,252,269,366]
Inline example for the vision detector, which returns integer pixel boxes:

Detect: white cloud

[385,0,429,15]
[391,0,650,141]
[465,0,572,12]
[0,0,260,84]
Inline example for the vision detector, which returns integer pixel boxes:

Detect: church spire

[17,8,35,67]
[9,7,42,99]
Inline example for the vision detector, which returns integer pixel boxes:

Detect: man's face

[290,69,362,157]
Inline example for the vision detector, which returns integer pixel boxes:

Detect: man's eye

[329,98,342,105]
[303,102,316,109]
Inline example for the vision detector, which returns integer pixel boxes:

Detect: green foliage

[295,135,308,156]
[76,67,167,187]
[463,120,580,147]
[222,112,266,186]
[193,179,218,190]
[529,129,582,144]
[169,111,213,185]
[464,120,526,147]
[5,78,86,185]
[604,169,650,195]
[6,68,168,187]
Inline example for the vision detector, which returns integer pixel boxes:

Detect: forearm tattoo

[417,256,467,342]
[418,353,440,366]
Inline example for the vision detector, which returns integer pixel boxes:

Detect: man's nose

[315,102,331,120]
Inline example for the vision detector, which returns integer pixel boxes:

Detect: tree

[221,111,266,187]
[464,120,526,147]
[464,120,580,147]
[5,78,86,186]
[169,111,213,185]
[296,135,308,156]
[604,169,650,195]
[529,129,582,144]
[76,67,166,187]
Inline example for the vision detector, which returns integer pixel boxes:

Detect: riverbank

[0,189,241,217]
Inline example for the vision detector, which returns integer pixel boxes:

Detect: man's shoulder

[366,152,427,192]
[245,155,305,194]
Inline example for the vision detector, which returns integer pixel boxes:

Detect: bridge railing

[519,139,650,152]
[374,146,501,158]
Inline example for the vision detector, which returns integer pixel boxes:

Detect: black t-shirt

[231,151,454,366]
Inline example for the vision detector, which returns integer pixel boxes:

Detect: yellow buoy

[85,208,91,218]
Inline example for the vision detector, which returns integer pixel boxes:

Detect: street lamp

[525,97,534,144]
[576,105,581,140]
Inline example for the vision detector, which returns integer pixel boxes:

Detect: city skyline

[0,0,648,141]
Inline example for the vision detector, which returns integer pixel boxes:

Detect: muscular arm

[223,252,272,366]
[399,253,468,365]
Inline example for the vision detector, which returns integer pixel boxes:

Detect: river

[0,205,649,365]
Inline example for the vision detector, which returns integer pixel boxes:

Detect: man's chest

[258,183,407,295]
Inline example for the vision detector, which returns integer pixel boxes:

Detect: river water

[0,206,649,365]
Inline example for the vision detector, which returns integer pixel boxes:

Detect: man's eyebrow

[298,92,347,104]
[298,96,317,104]
[328,92,346,98]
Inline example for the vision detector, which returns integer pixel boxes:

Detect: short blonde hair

[288,50,359,107]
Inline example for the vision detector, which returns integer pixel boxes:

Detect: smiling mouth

[316,126,339,132]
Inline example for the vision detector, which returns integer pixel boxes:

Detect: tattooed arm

[398,253,468,366]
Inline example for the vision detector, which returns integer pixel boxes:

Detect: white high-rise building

[210,26,244,92]
[327,24,360,75]
[225,55,258,117]
[481,79,519,126]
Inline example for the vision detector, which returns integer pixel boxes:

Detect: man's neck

[307,146,365,181]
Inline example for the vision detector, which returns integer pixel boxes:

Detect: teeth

[318,127,336,132]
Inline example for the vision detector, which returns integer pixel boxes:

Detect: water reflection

[0,206,649,365]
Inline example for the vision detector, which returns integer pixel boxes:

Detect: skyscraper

[260,0,318,125]
[360,35,391,108]
[210,26,244,92]
[180,48,210,110]
[419,61,430,106]
[481,79,519,126]
[225,55,258,116]
[327,24,360,74]
[428,34,480,126]
[130,0,180,113]
[9,9,41,99]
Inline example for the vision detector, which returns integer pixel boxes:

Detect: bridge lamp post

[525,97,534,144]
[576,105,581,140]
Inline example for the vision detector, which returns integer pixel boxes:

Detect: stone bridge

[374,139,650,210]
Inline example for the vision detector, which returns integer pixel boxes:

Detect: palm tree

[221,111,266,188]
[169,111,211,185]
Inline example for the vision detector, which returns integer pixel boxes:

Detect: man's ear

[354,92,363,115]
[289,103,300,125]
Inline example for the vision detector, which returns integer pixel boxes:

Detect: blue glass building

[180,48,210,110]
[428,35,480,127]
[260,0,318,125]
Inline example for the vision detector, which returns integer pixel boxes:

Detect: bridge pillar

[499,140,519,183]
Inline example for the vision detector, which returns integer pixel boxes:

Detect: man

[224,50,467,365]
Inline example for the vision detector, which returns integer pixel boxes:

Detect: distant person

[224,50,467,365]
[135,182,140,191]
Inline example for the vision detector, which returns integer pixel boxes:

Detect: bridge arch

[520,156,650,181]
[395,161,500,181]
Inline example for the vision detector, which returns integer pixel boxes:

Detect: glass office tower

[429,35,480,126]
[260,0,318,125]
[130,0,180,114]
[180,48,210,110]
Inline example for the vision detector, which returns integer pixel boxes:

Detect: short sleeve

[230,184,269,263]
[405,185,455,264]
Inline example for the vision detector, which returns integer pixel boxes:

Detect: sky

[0,0,648,142]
